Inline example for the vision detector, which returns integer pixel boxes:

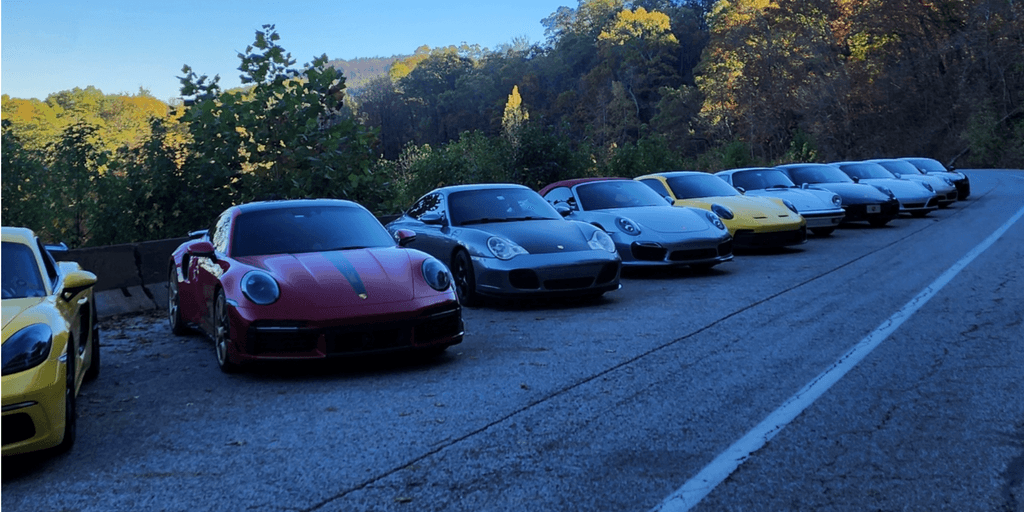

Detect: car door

[396,192,453,260]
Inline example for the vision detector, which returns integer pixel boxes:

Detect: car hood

[744,188,836,211]
[1,297,47,333]
[472,219,592,254]
[858,178,933,197]
[239,247,418,305]
[593,206,713,234]
[804,182,890,203]
[679,195,793,219]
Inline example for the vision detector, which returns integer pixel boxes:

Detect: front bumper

[800,208,846,229]
[618,233,733,267]
[732,226,807,248]
[2,359,66,456]
[472,250,620,298]
[841,198,900,223]
[229,297,464,361]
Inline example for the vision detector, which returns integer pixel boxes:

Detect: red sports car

[167,199,464,373]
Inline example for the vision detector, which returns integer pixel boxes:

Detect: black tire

[84,326,100,382]
[214,289,242,374]
[168,266,189,335]
[451,250,479,308]
[54,339,77,454]
[810,227,836,236]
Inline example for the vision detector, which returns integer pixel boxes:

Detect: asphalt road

[3,170,1023,512]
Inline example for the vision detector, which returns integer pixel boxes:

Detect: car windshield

[664,174,740,199]
[231,205,396,257]
[730,169,796,190]
[575,181,667,210]
[875,160,924,175]
[903,158,947,173]
[784,165,854,184]
[2,242,47,299]
[448,188,562,226]
[839,162,897,180]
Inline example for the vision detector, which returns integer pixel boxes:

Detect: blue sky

[2,0,568,103]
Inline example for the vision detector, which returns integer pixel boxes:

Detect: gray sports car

[386,184,621,306]
[538,178,734,269]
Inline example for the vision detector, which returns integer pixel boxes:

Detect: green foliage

[178,24,383,210]
[782,129,818,164]
[603,133,686,177]
[1,120,50,233]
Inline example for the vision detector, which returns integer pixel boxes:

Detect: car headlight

[922,182,934,192]
[421,258,452,291]
[831,194,842,207]
[704,211,726,230]
[875,186,896,199]
[942,177,953,186]
[487,237,529,260]
[615,217,641,236]
[782,199,799,214]
[711,203,734,220]
[588,229,617,253]
[241,270,280,305]
[2,324,53,376]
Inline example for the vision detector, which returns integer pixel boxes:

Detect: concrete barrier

[54,237,187,319]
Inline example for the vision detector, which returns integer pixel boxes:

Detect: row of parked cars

[1,157,967,456]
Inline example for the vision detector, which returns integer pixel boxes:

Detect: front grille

[669,247,719,262]
[631,243,667,261]
[926,197,939,207]
[509,269,540,289]
[2,413,35,445]
[545,277,595,290]
[904,202,926,209]
[326,327,407,353]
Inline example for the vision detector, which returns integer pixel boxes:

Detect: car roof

[537,177,629,196]
[234,198,366,214]
[1,226,36,245]
[636,170,707,179]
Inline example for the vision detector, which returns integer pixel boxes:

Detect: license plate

[867,205,881,213]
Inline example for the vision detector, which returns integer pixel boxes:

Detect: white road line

[651,202,1024,512]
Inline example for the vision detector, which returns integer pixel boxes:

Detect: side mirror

[893,172,902,178]
[664,196,674,204]
[555,204,572,217]
[61,270,97,301]
[735,186,746,194]
[851,176,860,183]
[394,229,417,247]
[188,229,208,240]
[421,211,446,226]
[188,241,217,261]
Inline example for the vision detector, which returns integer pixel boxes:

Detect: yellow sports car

[2,226,99,456]
[635,171,807,248]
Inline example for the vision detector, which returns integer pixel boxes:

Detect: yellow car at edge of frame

[2,226,99,457]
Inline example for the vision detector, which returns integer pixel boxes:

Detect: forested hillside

[3,0,1022,248]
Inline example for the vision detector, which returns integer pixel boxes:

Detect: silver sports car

[832,161,939,217]
[715,167,846,236]
[538,178,733,269]
[386,184,621,306]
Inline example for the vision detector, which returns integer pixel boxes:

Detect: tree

[178,25,382,208]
